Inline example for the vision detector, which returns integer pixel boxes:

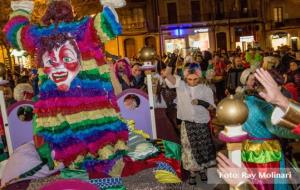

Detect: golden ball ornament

[0,63,6,78]
[216,95,249,126]
[139,47,156,61]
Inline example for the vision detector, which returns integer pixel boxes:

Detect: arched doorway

[145,36,156,50]
[124,38,136,59]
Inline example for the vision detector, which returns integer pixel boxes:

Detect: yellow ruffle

[97,140,127,160]
[155,170,182,184]
[114,140,128,151]
[127,120,150,139]
[98,145,114,160]
[10,10,31,20]
[37,108,118,128]
[109,158,125,177]
[81,59,98,71]
[94,13,111,43]
[82,59,110,75]
[98,64,110,75]
[242,140,281,152]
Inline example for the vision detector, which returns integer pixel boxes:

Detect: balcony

[271,18,300,29]
[160,10,259,25]
[215,10,258,20]
[122,21,148,34]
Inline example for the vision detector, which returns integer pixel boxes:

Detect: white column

[146,73,157,139]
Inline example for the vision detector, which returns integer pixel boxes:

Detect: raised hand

[217,152,248,188]
[254,68,289,110]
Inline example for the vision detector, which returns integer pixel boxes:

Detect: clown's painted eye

[63,57,73,63]
[46,59,53,65]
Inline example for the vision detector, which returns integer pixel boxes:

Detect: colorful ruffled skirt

[242,139,290,190]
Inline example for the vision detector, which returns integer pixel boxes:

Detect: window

[215,0,225,19]
[191,0,201,22]
[273,7,283,23]
[167,2,178,24]
[124,38,136,59]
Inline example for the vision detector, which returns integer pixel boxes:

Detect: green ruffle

[78,69,111,81]
[100,14,114,39]
[37,142,54,170]
[60,169,89,180]
[0,153,8,162]
[37,116,119,134]
[242,150,282,163]
[11,24,24,50]
[39,74,49,85]
[162,140,181,161]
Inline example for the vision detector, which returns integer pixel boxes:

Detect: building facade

[264,0,300,51]
[158,0,265,54]
[105,0,161,59]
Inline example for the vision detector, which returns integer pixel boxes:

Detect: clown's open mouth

[52,72,68,83]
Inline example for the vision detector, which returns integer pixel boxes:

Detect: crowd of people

[1,44,300,189]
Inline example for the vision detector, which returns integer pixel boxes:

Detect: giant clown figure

[3,0,129,178]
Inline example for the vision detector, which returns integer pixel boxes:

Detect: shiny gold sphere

[216,95,249,126]
[139,47,156,61]
[0,63,6,78]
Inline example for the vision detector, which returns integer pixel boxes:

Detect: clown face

[42,40,81,91]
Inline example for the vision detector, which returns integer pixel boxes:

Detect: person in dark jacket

[225,56,245,94]
[277,46,294,74]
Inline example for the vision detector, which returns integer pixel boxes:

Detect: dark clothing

[184,121,216,169]
[277,54,294,74]
[118,75,130,90]
[290,70,300,96]
[156,82,177,108]
[131,75,146,90]
[225,67,244,94]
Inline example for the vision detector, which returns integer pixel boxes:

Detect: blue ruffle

[39,88,115,100]
[39,77,113,94]
[28,17,89,45]
[103,7,122,36]
[6,21,28,49]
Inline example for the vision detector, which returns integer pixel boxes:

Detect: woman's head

[289,61,298,72]
[131,63,142,77]
[184,63,201,87]
[114,59,131,78]
[240,69,255,90]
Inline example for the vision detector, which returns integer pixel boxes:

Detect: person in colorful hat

[165,56,216,185]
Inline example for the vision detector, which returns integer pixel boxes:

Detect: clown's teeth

[53,73,68,78]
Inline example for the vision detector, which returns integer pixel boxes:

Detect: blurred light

[291,37,298,40]
[11,49,25,57]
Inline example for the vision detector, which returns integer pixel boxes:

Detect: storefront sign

[194,28,209,33]
[240,36,254,42]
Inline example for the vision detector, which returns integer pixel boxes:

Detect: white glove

[100,0,126,8]
[11,1,34,13]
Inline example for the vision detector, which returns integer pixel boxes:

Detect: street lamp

[216,95,249,168]
[139,47,157,139]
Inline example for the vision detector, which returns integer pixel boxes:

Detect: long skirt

[181,121,216,172]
